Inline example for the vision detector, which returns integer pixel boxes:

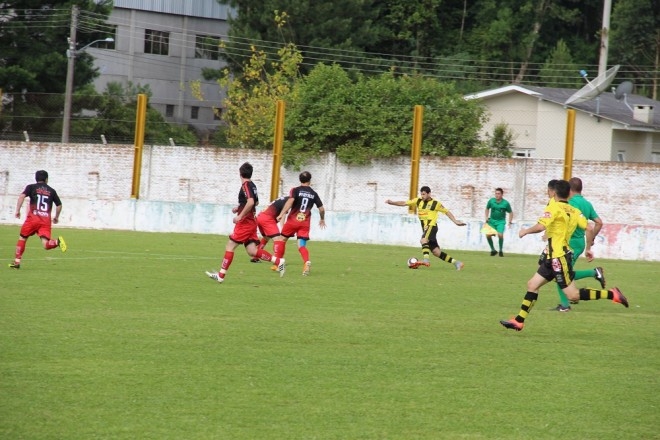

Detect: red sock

[14,239,26,261]
[220,251,234,275]
[299,246,310,262]
[256,248,274,262]
[273,240,286,259]
[45,239,58,250]
[258,238,268,250]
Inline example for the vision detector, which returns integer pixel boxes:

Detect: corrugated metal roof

[112,0,235,20]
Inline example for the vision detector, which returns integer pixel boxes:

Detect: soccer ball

[407,257,419,269]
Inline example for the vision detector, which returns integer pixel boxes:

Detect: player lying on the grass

[500,179,628,332]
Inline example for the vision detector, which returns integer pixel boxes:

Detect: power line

[3,8,657,89]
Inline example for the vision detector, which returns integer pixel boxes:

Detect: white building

[466,85,660,163]
[89,0,234,137]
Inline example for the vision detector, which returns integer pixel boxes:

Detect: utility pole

[598,0,612,77]
[62,5,79,143]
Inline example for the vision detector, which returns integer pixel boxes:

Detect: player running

[9,170,67,269]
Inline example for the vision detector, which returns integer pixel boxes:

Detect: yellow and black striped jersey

[405,198,449,227]
[538,200,586,258]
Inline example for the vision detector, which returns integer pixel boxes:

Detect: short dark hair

[555,179,570,199]
[495,187,503,194]
[35,170,48,182]
[420,186,431,193]
[239,162,253,179]
[299,171,311,183]
[547,179,559,190]
[569,177,583,193]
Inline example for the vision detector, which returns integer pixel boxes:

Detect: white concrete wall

[1,142,659,261]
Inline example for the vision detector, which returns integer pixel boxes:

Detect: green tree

[217,0,616,89]
[484,123,515,158]
[539,39,581,88]
[286,64,487,166]
[610,0,660,99]
[199,38,302,149]
[216,0,379,75]
[0,1,112,137]
[0,1,112,93]
[72,82,198,145]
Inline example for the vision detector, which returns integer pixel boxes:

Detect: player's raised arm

[445,210,466,226]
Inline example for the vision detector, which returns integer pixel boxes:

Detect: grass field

[1,225,658,440]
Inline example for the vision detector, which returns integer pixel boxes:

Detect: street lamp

[62,37,114,143]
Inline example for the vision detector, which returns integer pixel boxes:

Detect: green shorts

[569,237,585,264]
[487,219,506,234]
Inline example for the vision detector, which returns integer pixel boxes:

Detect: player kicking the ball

[386,186,466,270]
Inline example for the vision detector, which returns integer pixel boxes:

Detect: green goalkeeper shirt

[486,198,512,221]
[568,194,599,240]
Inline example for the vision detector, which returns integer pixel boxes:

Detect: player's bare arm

[53,204,62,224]
[14,193,26,218]
[590,217,603,246]
[385,199,407,206]
[446,211,466,226]
[520,223,545,238]
[277,198,295,222]
[318,206,327,229]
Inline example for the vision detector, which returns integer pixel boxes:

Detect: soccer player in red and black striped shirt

[9,170,67,269]
[274,171,326,276]
[206,162,286,283]
[251,195,289,263]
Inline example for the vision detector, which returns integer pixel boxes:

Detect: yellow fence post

[270,100,286,201]
[563,109,576,180]
[131,93,147,199]
[409,105,423,214]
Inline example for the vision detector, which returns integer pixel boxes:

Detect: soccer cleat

[250,258,260,263]
[490,250,497,256]
[455,261,464,271]
[594,267,606,289]
[270,265,278,271]
[611,287,629,308]
[277,258,286,277]
[58,236,67,253]
[550,304,571,312]
[499,251,504,257]
[500,318,524,331]
[8,262,20,269]
[420,260,430,267]
[205,271,224,283]
[302,261,311,276]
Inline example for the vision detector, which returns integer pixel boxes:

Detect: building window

[145,29,169,55]
[513,149,532,158]
[652,152,660,163]
[97,27,116,49]
[166,105,174,117]
[195,35,220,60]
[213,107,222,120]
[617,151,626,162]
[191,106,199,120]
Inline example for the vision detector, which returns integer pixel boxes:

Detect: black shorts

[421,224,439,250]
[537,254,574,289]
